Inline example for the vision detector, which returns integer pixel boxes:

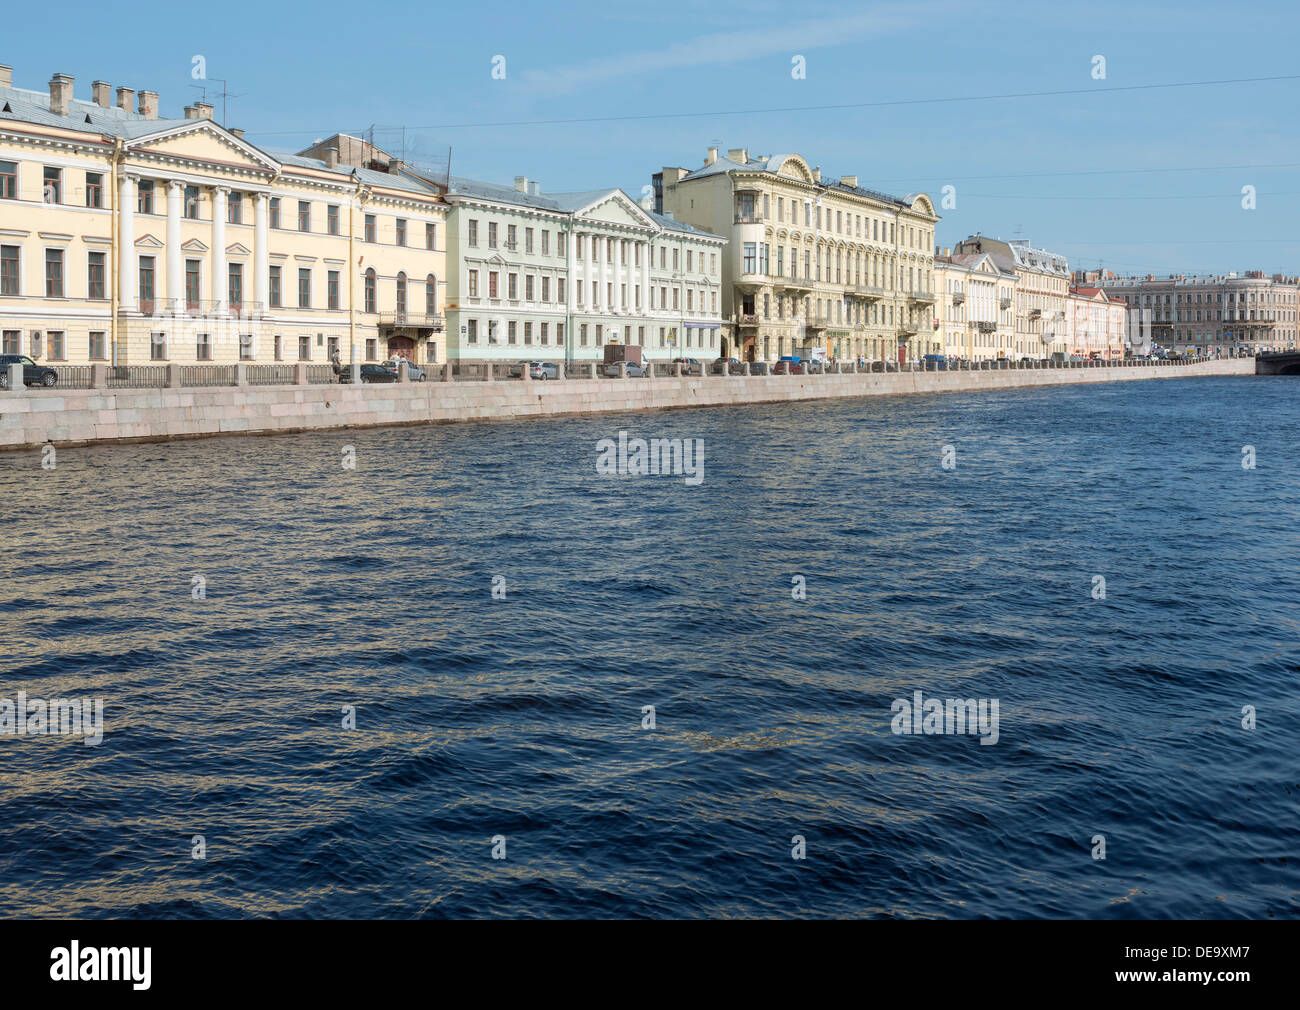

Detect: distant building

[1097,272,1298,355]
[654,146,939,364]
[1066,285,1127,359]
[933,248,1016,360]
[952,235,1071,359]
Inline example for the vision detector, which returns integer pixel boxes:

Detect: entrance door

[387,335,415,361]
[897,344,907,366]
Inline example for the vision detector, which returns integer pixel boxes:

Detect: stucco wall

[0,358,1255,452]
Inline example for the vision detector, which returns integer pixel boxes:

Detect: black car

[710,357,744,375]
[0,354,58,389]
[339,363,398,383]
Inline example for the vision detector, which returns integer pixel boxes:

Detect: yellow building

[953,235,1070,360]
[653,148,938,365]
[0,65,446,367]
[933,249,1017,361]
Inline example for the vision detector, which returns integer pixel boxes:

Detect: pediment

[181,238,209,253]
[127,121,280,175]
[226,242,252,256]
[135,233,165,248]
[574,190,657,230]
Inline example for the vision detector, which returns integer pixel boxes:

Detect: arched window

[364,268,376,313]
[426,274,437,314]
[396,272,407,314]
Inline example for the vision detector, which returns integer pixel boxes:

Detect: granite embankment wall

[0,358,1255,451]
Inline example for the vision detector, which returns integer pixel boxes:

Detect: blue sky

[8,0,1300,275]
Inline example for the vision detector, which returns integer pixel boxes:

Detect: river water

[0,375,1296,918]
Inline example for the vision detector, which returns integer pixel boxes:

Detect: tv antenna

[190,78,243,125]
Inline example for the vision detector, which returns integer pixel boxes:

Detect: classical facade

[952,235,1070,359]
[1095,271,1298,355]
[933,249,1016,361]
[0,67,446,368]
[1066,285,1127,358]
[431,175,724,364]
[653,147,938,364]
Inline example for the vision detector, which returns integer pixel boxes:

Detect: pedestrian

[330,349,342,383]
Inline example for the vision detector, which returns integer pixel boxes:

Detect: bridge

[1255,351,1300,375]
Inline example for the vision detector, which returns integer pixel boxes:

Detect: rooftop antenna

[190,78,243,124]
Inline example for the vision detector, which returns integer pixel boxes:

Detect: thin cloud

[516,5,931,96]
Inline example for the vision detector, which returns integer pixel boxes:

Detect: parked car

[805,358,828,374]
[0,354,58,388]
[382,359,427,381]
[506,360,559,379]
[747,361,770,375]
[772,358,806,375]
[603,360,648,377]
[710,357,744,375]
[339,363,399,383]
[672,357,703,376]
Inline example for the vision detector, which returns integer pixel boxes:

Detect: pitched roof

[0,82,188,138]
[679,150,915,209]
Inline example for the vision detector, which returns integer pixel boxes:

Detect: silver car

[382,359,427,381]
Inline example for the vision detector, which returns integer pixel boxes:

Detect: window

[196,331,212,361]
[239,333,254,360]
[181,185,199,219]
[150,331,167,360]
[509,321,518,344]
[364,269,376,313]
[43,166,61,204]
[0,161,15,200]
[467,319,477,344]
[507,224,516,250]
[488,271,498,298]
[327,204,339,235]
[228,259,244,306]
[1,331,17,354]
[138,180,154,214]
[365,338,377,360]
[540,322,549,344]
[556,322,565,345]
[297,201,311,231]
[426,222,436,250]
[298,335,311,361]
[298,268,311,308]
[87,251,105,299]
[273,335,283,360]
[227,192,243,224]
[268,197,280,228]
[138,255,154,306]
[89,331,106,360]
[488,222,498,248]
[468,219,478,246]
[45,249,65,297]
[268,265,281,308]
[426,275,437,314]
[364,214,375,242]
[468,269,478,297]
[523,322,531,344]
[525,227,533,253]
[85,173,103,208]
[396,219,407,246]
[541,276,549,302]
[541,230,549,255]
[45,330,64,360]
[328,270,339,310]
[557,278,565,303]
[396,272,407,315]
[743,243,756,274]
[508,273,517,299]
[0,246,18,295]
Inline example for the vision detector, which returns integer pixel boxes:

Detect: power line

[244,72,1300,137]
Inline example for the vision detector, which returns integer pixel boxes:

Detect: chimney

[116,86,135,113]
[528,181,539,195]
[0,66,14,89]
[230,127,245,140]
[514,176,528,193]
[193,101,213,120]
[812,167,821,183]
[92,80,111,107]
[727,148,748,163]
[390,159,405,174]
[49,74,73,116]
[183,105,196,119]
[706,146,718,165]
[138,90,158,120]
[840,175,858,188]
[324,147,339,169]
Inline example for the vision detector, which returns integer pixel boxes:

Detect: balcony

[950,290,965,304]
[734,213,762,225]
[853,284,886,301]
[775,275,813,293]
[803,315,830,332]
[379,311,446,331]
[973,320,997,333]
[908,292,935,305]
[735,313,760,329]
[897,323,919,337]
[1000,296,1012,309]
[1028,308,1042,319]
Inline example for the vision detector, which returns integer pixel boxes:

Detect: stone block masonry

[0,359,1256,452]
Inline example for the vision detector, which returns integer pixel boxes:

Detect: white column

[166,182,183,308]
[589,233,599,310]
[212,186,228,312]
[565,228,576,313]
[615,238,625,313]
[119,173,137,310]
[254,193,269,313]
[642,241,651,315]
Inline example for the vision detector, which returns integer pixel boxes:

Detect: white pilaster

[641,240,650,314]
[254,193,269,313]
[166,181,183,307]
[212,186,228,312]
[565,227,576,313]
[119,173,137,310]
[615,238,625,313]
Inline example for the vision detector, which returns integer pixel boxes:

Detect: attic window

[1,103,9,113]
[84,114,93,123]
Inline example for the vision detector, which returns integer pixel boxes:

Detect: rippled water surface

[1,376,1297,919]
